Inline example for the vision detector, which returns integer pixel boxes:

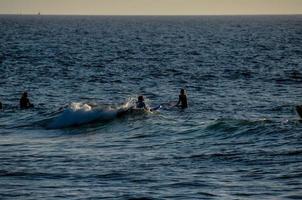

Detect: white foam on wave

[47,102,118,129]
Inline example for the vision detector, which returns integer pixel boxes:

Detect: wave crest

[47,102,119,129]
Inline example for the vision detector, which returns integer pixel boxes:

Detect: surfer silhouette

[117,95,148,117]
[20,92,34,109]
[296,105,302,118]
[176,89,188,108]
[136,95,147,109]
[0,101,2,109]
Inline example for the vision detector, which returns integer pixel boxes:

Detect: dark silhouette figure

[296,105,302,118]
[136,95,147,109]
[20,92,33,109]
[0,101,2,109]
[176,89,188,108]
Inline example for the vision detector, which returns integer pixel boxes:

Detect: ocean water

[0,15,302,199]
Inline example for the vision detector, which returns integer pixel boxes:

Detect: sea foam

[47,102,118,129]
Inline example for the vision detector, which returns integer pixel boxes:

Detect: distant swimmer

[136,95,148,110]
[176,89,188,108]
[20,92,34,109]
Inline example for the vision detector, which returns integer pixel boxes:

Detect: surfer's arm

[175,96,181,107]
[27,99,34,107]
[143,103,149,110]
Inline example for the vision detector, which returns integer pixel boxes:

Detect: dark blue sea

[0,15,302,199]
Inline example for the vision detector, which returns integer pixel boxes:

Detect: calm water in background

[0,15,302,199]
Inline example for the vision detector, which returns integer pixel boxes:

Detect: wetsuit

[20,97,32,109]
[136,101,147,109]
[177,94,188,108]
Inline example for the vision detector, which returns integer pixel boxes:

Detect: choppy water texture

[0,15,302,199]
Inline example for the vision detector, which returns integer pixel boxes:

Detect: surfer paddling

[20,92,34,109]
[176,89,188,108]
[117,95,149,117]
[136,95,148,110]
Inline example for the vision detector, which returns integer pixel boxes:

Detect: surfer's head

[138,95,144,102]
[22,92,28,98]
[180,89,186,95]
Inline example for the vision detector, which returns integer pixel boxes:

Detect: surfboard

[150,105,161,111]
[117,105,161,117]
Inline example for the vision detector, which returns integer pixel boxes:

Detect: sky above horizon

[0,0,302,15]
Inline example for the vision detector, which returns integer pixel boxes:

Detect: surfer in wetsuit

[117,95,148,117]
[0,101,2,109]
[176,89,188,108]
[20,92,34,109]
[136,95,148,110]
